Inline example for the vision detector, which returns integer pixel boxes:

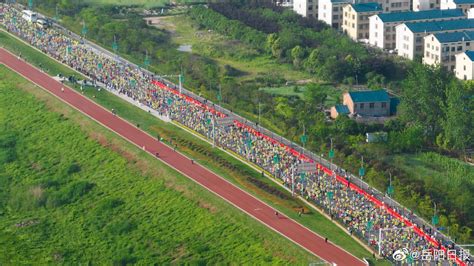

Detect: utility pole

[258,101,261,126]
[55,3,59,21]
[218,84,222,106]
[330,138,334,172]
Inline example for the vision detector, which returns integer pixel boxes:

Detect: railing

[7,3,471,263]
[50,12,470,262]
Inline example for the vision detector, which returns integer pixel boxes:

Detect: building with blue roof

[369,9,465,49]
[455,50,474,80]
[396,19,474,60]
[423,30,474,70]
[337,89,392,117]
[330,104,350,119]
[441,0,474,13]
[351,2,382,12]
[343,3,383,40]
[319,0,410,30]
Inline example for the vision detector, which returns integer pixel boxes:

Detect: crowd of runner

[1,4,468,263]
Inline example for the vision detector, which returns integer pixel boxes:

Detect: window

[458,46,462,51]
[382,102,387,108]
[369,103,375,108]
[360,103,365,109]
[464,65,466,70]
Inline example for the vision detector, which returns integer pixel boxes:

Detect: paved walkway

[0,48,366,266]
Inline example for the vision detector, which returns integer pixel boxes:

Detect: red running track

[0,48,365,266]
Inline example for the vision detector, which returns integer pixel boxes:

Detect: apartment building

[319,0,351,28]
[343,3,383,40]
[455,50,474,80]
[396,18,474,59]
[423,31,474,71]
[369,9,465,50]
[294,0,318,18]
[413,0,441,10]
[441,0,474,13]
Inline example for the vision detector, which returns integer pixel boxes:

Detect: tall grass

[0,65,317,264]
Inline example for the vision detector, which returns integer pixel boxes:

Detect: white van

[36,18,49,29]
[22,10,37,23]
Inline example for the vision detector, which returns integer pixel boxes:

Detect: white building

[396,18,474,59]
[278,0,294,8]
[423,31,474,71]
[342,3,383,41]
[369,9,465,50]
[319,0,351,28]
[413,0,440,10]
[441,0,474,13]
[319,0,410,29]
[294,0,318,18]
[455,50,474,80]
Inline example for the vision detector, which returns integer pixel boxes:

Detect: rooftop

[453,0,474,4]
[465,50,474,61]
[404,19,474,33]
[331,0,351,4]
[335,104,350,114]
[348,89,390,103]
[375,9,464,23]
[432,30,474,43]
[351,2,382,12]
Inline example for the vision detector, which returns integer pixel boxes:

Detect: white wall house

[369,9,465,50]
[455,50,474,80]
[294,0,318,18]
[396,18,474,59]
[318,0,351,28]
[413,0,440,11]
[423,31,474,71]
[441,0,474,13]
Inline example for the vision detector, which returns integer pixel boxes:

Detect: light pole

[258,101,261,126]
[158,74,183,94]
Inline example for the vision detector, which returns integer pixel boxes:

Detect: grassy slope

[0,65,320,264]
[161,15,313,83]
[0,30,389,265]
[259,85,341,107]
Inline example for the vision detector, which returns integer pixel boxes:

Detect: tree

[303,83,327,112]
[398,64,450,141]
[266,33,283,59]
[440,81,474,152]
[291,45,305,68]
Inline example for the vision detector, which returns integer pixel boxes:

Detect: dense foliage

[190,3,407,86]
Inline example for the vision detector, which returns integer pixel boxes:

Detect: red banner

[151,80,226,117]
